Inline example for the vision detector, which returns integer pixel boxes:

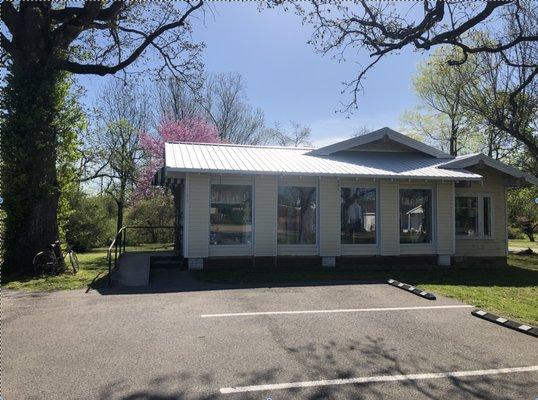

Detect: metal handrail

[107,225,176,286]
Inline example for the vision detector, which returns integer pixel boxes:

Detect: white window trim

[399,187,436,246]
[276,184,318,248]
[208,181,254,247]
[455,194,494,240]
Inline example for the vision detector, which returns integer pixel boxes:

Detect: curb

[387,279,436,300]
[471,310,538,338]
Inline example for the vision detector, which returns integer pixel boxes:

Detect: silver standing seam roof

[164,141,482,181]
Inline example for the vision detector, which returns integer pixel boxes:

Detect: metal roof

[164,142,482,181]
[440,153,538,186]
[310,127,453,159]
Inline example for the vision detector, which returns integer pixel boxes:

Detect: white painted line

[496,317,508,323]
[420,291,427,296]
[201,305,473,318]
[220,365,538,394]
[476,310,487,316]
[519,325,532,331]
[397,283,404,287]
[408,286,415,291]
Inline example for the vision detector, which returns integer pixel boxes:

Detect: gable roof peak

[309,127,453,159]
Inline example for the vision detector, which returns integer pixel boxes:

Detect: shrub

[65,193,116,251]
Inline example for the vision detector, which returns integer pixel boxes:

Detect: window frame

[455,194,493,239]
[340,186,378,245]
[209,183,254,246]
[276,185,318,246]
[399,187,435,245]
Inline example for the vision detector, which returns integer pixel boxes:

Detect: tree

[0,1,204,274]
[401,45,519,159]
[137,118,220,198]
[406,47,481,156]
[267,122,313,147]
[65,192,116,252]
[507,186,538,242]
[201,72,267,144]
[157,77,202,122]
[80,81,151,240]
[295,1,537,106]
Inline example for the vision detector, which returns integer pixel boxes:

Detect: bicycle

[33,241,80,275]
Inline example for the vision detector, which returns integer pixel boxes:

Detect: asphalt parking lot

[4,277,538,399]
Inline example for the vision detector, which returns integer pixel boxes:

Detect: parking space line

[220,365,538,394]
[201,304,473,318]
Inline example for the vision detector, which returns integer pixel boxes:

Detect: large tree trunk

[1,56,63,275]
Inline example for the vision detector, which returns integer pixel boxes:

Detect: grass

[509,239,538,250]
[2,243,175,291]
[4,245,537,326]
[3,248,110,291]
[196,254,538,326]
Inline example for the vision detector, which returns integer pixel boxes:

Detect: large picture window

[400,189,432,244]
[278,186,316,244]
[341,188,376,244]
[210,184,252,245]
[455,195,492,238]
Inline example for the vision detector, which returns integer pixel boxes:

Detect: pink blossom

[136,118,220,197]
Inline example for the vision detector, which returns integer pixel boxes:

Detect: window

[483,197,491,236]
[341,188,376,244]
[400,189,432,244]
[210,184,252,245]
[455,197,478,236]
[278,186,316,244]
[455,195,492,237]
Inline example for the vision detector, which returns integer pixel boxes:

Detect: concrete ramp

[115,252,152,286]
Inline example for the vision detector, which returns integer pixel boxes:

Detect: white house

[154,127,537,270]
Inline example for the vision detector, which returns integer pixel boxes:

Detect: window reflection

[341,188,376,244]
[400,189,432,244]
[210,184,252,245]
[277,186,316,244]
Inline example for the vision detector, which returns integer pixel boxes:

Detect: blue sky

[79,3,427,147]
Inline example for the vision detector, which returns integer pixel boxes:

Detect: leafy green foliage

[125,194,175,245]
[507,187,538,241]
[65,193,116,252]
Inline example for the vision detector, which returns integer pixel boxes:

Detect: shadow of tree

[97,336,531,400]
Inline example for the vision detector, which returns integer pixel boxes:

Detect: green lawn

[509,239,538,250]
[3,248,110,291]
[4,248,537,326]
[3,243,176,292]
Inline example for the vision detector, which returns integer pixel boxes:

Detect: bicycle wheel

[33,250,58,275]
[69,250,80,274]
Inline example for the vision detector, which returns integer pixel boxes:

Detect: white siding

[254,175,277,256]
[455,167,507,257]
[436,181,455,255]
[379,180,400,255]
[185,173,209,258]
[319,177,340,256]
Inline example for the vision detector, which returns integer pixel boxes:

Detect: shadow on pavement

[96,337,529,400]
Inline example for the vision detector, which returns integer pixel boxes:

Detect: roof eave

[165,167,481,181]
[309,127,454,159]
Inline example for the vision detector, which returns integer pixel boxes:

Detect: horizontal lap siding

[455,167,507,257]
[436,181,455,255]
[186,173,209,258]
[255,176,277,256]
[379,180,400,255]
[319,177,340,256]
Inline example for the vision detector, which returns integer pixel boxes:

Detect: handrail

[107,225,176,286]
